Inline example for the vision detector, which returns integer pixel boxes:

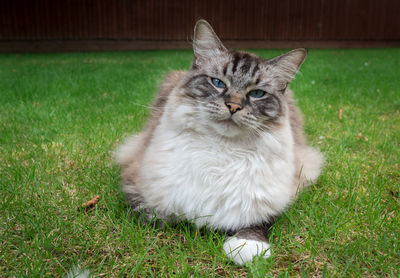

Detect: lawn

[0,48,399,277]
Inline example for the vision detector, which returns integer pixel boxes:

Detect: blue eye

[211,78,226,88]
[249,90,266,98]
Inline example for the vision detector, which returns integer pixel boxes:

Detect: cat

[116,19,323,265]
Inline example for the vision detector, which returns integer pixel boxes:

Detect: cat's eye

[211,78,226,89]
[249,90,266,98]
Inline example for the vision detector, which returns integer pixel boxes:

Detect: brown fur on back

[144,71,187,137]
[117,71,186,205]
[285,89,324,192]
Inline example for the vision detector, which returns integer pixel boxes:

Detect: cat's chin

[208,119,244,138]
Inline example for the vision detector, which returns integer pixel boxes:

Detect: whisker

[128,101,161,111]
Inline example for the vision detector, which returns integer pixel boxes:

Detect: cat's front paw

[223,236,271,265]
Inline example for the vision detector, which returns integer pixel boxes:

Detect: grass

[0,48,399,277]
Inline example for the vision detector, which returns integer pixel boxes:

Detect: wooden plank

[0,40,399,53]
[1,0,399,42]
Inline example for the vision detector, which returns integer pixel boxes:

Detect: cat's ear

[192,20,227,67]
[269,48,307,84]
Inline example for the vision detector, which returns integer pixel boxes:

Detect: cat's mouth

[207,115,245,138]
[218,118,240,127]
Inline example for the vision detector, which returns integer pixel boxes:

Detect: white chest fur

[138,120,295,231]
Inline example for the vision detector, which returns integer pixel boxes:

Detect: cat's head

[178,20,307,138]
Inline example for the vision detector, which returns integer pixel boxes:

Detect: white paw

[223,236,271,265]
[64,266,90,278]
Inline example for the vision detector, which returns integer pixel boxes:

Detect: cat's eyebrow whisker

[128,101,182,113]
[128,101,160,111]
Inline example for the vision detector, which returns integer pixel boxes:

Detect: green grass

[0,48,399,277]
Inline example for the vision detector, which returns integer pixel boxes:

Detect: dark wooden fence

[1,0,399,52]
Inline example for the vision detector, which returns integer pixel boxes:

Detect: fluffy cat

[116,20,323,265]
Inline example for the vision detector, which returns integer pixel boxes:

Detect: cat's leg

[124,177,175,227]
[296,146,324,189]
[126,193,175,228]
[123,181,158,224]
[223,225,271,265]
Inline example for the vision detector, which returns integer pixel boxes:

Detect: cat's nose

[225,102,242,114]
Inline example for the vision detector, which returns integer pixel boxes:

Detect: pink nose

[225,102,242,114]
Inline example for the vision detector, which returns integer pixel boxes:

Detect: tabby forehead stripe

[231,53,241,74]
[251,64,260,77]
[222,63,228,76]
[229,52,262,77]
[240,54,252,74]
